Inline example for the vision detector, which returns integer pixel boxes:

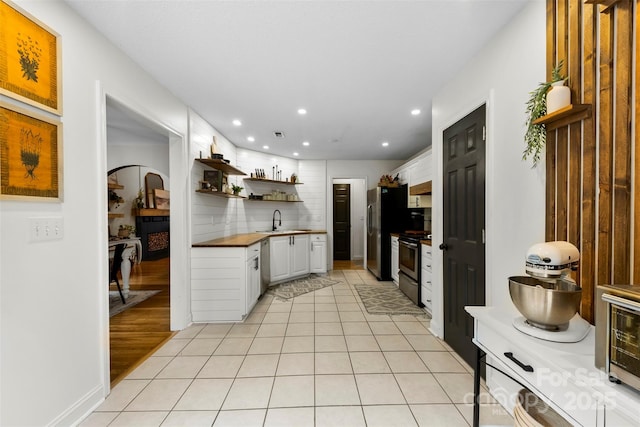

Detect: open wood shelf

[532,104,592,131]
[244,177,303,185]
[195,189,246,199]
[195,158,246,175]
[133,208,170,216]
[108,213,124,219]
[108,183,124,190]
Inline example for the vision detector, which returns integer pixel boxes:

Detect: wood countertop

[193,230,327,248]
[420,239,432,246]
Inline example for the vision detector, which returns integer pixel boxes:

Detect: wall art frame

[0,0,62,115]
[0,101,63,201]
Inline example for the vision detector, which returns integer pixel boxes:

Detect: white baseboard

[48,384,105,427]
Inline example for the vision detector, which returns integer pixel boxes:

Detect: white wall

[430,0,546,338]
[0,1,189,425]
[107,166,169,237]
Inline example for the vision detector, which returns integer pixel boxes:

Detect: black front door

[333,184,351,260]
[442,105,486,368]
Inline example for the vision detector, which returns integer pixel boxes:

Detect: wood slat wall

[545,0,635,323]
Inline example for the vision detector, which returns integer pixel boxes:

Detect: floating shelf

[133,208,170,216]
[108,183,124,190]
[108,213,124,219]
[195,189,245,199]
[244,178,303,185]
[196,158,246,175]
[532,104,592,131]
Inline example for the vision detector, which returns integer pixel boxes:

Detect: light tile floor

[82,270,513,427]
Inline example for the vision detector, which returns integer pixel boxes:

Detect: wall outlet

[29,217,64,242]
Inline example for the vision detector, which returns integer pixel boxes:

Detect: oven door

[399,239,419,281]
[603,293,640,391]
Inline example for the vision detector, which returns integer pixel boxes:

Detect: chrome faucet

[272,209,282,231]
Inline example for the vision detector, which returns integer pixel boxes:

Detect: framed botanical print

[0,101,63,200]
[0,0,61,115]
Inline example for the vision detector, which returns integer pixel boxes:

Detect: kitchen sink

[258,230,307,235]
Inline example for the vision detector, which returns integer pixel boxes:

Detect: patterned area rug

[355,282,429,317]
[268,274,342,300]
[109,290,161,317]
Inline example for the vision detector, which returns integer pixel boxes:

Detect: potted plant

[118,224,135,238]
[523,61,566,167]
[134,188,145,209]
[108,189,124,210]
[231,184,243,195]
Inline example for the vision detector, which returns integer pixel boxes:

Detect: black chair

[110,243,126,304]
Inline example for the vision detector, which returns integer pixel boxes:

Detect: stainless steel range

[398,231,429,306]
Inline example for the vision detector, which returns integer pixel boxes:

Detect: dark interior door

[333,184,351,260]
[442,105,486,368]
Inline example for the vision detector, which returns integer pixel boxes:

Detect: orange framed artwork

[0,0,61,115]
[0,102,63,200]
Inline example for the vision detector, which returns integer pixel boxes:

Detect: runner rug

[355,282,429,317]
[109,290,161,317]
[268,274,342,300]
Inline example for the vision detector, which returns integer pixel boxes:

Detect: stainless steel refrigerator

[367,185,410,280]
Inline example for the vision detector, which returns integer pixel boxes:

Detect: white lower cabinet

[246,243,260,315]
[310,234,327,273]
[420,244,432,313]
[391,235,399,285]
[190,243,260,322]
[270,234,310,284]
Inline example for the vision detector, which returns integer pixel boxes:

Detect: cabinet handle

[311,242,314,251]
[504,352,534,372]
[254,258,259,270]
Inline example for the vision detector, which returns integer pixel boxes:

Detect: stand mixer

[509,241,591,343]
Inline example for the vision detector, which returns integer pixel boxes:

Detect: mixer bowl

[508,276,582,329]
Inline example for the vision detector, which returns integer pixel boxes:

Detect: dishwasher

[260,239,270,296]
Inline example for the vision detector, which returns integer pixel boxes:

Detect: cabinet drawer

[246,243,260,261]
[476,323,597,427]
[421,286,432,310]
[311,234,327,242]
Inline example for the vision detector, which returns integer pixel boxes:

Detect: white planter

[546,80,571,113]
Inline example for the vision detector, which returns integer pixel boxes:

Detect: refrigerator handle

[367,204,372,235]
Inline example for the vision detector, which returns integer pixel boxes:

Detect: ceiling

[67,0,530,161]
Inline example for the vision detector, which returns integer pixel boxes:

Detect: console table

[108,237,141,299]
[466,306,639,427]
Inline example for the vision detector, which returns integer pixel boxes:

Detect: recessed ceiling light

[232,119,242,126]
[411,109,421,116]
[302,141,310,146]
[293,152,299,156]
[263,145,269,150]
[382,141,389,147]
[298,108,307,115]
[247,136,255,142]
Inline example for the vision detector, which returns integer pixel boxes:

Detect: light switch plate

[29,217,64,242]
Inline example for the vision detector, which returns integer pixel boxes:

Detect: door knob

[439,243,449,251]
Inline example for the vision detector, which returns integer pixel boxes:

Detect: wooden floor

[333,259,364,270]
[109,257,172,385]
[108,257,363,385]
